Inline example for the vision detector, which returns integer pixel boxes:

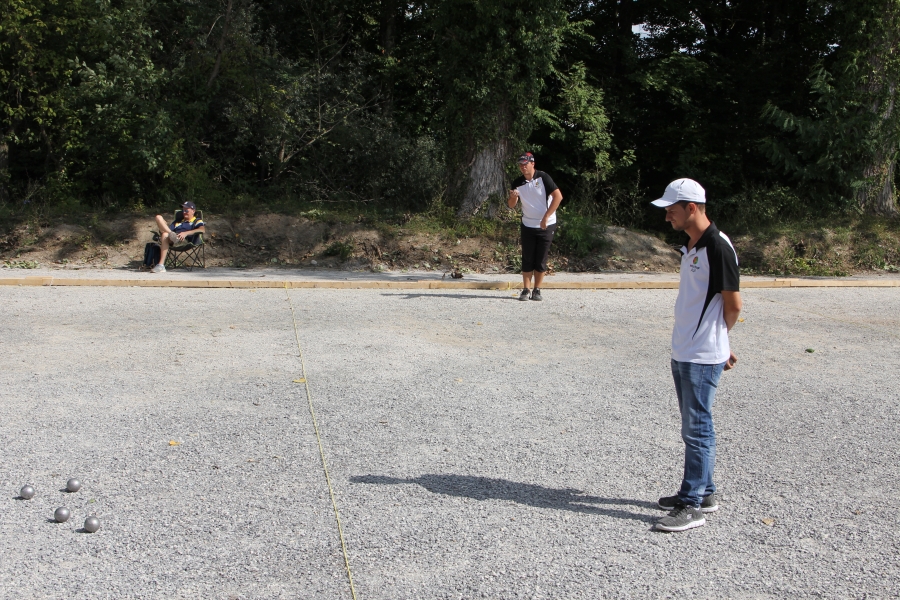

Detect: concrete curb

[1,276,898,289]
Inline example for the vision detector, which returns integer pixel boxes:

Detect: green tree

[0,0,95,201]
[764,0,900,216]
[568,0,839,209]
[528,60,616,213]
[0,0,183,205]
[69,0,180,202]
[433,0,568,218]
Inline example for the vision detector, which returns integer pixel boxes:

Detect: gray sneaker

[530,288,543,301]
[656,504,706,532]
[658,493,719,513]
[518,288,530,301]
[150,263,166,273]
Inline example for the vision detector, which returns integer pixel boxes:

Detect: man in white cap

[651,178,742,532]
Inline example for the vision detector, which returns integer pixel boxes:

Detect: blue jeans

[671,359,725,508]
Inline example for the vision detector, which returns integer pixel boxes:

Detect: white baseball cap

[651,178,706,207]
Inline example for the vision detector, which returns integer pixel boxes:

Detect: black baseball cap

[517,152,535,164]
[181,201,197,210]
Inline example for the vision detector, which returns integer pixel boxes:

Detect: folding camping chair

[153,209,206,270]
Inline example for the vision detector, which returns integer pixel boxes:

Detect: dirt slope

[0,214,683,274]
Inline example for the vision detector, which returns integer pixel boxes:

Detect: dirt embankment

[8,212,894,275]
[0,213,683,273]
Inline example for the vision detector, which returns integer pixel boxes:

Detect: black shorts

[520,223,557,273]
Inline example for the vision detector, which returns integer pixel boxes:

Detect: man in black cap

[150,201,205,273]
[507,152,563,301]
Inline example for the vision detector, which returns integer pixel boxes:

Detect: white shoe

[150,263,166,273]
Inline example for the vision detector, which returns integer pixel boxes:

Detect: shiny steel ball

[66,479,81,493]
[54,507,71,523]
[19,485,35,500]
[83,516,100,533]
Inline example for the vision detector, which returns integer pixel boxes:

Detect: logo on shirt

[690,255,701,273]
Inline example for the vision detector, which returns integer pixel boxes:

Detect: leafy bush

[324,240,354,261]
[298,123,445,209]
[554,210,607,257]
[4,260,40,269]
[506,252,522,274]
[716,186,812,233]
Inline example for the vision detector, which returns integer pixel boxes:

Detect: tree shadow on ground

[350,474,656,523]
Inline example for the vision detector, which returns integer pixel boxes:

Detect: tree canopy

[2,0,898,223]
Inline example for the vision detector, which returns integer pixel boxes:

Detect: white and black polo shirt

[511,171,559,228]
[672,223,740,364]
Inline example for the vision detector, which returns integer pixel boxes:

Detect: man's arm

[540,189,563,229]
[722,290,742,370]
[507,189,519,209]
[722,290,742,331]
[176,225,206,240]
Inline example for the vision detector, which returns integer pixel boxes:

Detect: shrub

[324,240,354,261]
[554,210,607,258]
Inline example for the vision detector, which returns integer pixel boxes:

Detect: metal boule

[83,516,100,533]
[54,507,71,523]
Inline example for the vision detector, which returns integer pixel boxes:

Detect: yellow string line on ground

[284,285,358,600]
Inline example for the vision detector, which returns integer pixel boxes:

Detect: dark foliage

[1,0,897,222]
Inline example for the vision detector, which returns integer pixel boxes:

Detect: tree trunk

[856,153,897,215]
[379,0,399,117]
[207,0,234,88]
[0,138,8,204]
[856,0,899,216]
[456,139,509,219]
[613,0,635,77]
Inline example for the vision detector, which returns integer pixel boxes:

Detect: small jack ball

[66,479,82,493]
[20,485,35,500]
[54,507,71,523]
[83,516,100,533]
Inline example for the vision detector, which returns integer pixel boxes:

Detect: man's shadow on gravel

[350,474,656,523]
[383,293,517,300]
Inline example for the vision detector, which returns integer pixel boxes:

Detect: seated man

[150,201,205,273]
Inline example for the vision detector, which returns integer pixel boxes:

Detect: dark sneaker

[519,288,530,301]
[530,288,543,301]
[658,493,719,513]
[655,504,706,532]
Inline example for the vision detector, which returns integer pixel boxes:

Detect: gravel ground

[1,285,898,599]
[4,265,900,283]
